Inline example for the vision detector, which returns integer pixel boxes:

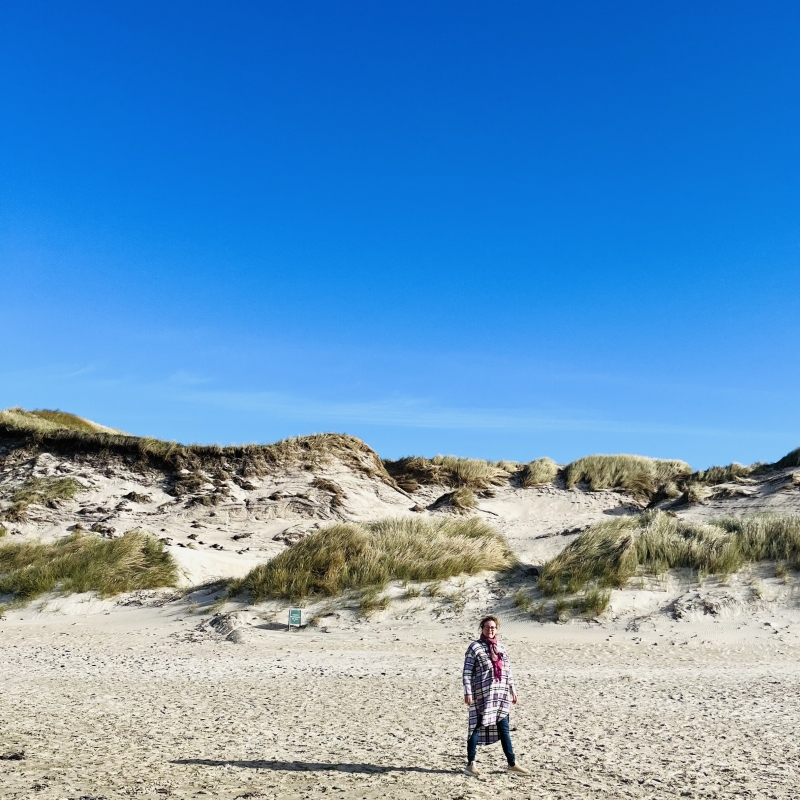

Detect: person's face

[482,621,497,637]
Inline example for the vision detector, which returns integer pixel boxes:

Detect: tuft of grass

[679,483,711,506]
[692,462,754,485]
[519,458,559,488]
[770,446,800,471]
[564,454,691,500]
[11,477,85,507]
[513,588,534,612]
[383,455,513,490]
[539,511,800,598]
[2,477,86,521]
[311,477,346,509]
[0,407,125,435]
[0,531,177,605]
[427,580,444,597]
[404,585,421,599]
[448,487,478,511]
[359,587,390,617]
[0,524,6,538]
[230,517,515,602]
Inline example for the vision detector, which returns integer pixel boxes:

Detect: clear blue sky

[2,1,799,468]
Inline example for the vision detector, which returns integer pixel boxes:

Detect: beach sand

[3,602,799,800]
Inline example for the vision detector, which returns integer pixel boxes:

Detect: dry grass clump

[0,530,177,606]
[384,455,513,490]
[564,454,691,500]
[519,458,559,487]
[692,462,754,485]
[538,511,800,597]
[770,446,800,470]
[230,517,515,602]
[1,477,86,521]
[0,407,125,435]
[311,477,346,509]
[429,487,478,512]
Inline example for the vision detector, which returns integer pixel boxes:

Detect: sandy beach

[3,599,800,800]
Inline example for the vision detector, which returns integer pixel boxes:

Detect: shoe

[507,764,531,775]
[464,762,481,777]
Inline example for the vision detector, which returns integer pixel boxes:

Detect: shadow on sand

[172,758,453,775]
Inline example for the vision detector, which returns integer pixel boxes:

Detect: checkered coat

[462,639,515,746]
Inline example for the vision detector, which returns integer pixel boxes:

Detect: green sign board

[288,608,302,628]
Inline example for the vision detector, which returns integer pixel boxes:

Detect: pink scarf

[480,633,504,682]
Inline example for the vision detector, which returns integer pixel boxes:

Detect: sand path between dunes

[3,608,800,800]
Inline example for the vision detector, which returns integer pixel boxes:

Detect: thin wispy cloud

[178,388,787,441]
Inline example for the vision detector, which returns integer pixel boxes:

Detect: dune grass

[1,407,391,485]
[0,407,125,435]
[564,454,692,499]
[230,517,515,602]
[519,457,559,487]
[692,462,754,485]
[1,477,87,521]
[383,455,513,490]
[538,511,800,597]
[0,530,177,607]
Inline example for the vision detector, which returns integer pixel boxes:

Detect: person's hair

[479,615,499,631]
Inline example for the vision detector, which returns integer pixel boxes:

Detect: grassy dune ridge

[538,511,800,596]
[230,517,515,602]
[0,407,391,484]
[0,530,177,607]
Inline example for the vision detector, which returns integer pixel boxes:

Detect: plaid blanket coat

[462,639,515,746]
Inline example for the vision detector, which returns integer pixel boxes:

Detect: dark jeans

[467,714,515,766]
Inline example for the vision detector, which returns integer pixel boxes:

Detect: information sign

[288,608,302,629]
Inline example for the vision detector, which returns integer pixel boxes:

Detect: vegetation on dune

[564,454,692,499]
[0,530,177,607]
[0,407,391,485]
[1,477,87,521]
[0,407,124,435]
[230,517,515,602]
[429,487,478,512]
[691,462,754,485]
[538,511,800,597]
[519,457,559,487]
[771,446,800,471]
[383,455,514,490]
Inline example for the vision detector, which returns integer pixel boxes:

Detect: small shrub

[519,458,559,488]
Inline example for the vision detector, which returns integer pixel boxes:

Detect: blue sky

[2,1,799,468]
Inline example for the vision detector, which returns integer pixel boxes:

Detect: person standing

[462,615,530,777]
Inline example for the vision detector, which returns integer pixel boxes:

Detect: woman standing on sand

[462,615,530,777]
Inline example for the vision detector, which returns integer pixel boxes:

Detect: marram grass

[0,530,178,606]
[519,457,559,487]
[564,454,692,498]
[230,517,516,601]
[538,511,800,596]
[383,455,514,490]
